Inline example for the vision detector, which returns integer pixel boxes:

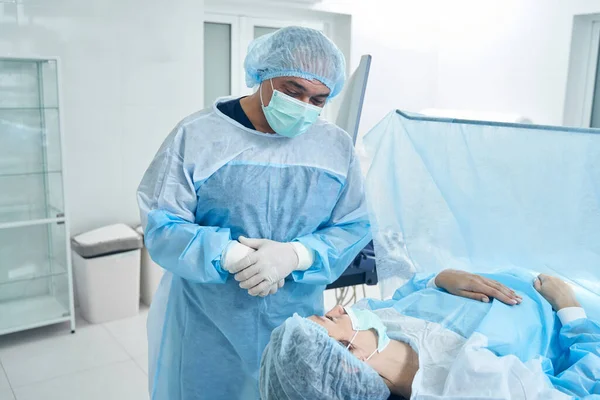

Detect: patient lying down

[260,270,600,400]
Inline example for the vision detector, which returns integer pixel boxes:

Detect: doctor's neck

[369,339,419,399]
[240,91,275,134]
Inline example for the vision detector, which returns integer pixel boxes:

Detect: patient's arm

[435,269,522,305]
[394,270,522,305]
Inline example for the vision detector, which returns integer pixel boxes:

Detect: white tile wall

[0,0,205,235]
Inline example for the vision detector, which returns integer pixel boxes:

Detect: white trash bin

[71,224,142,324]
[135,225,164,306]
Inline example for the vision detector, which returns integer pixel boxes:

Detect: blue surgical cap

[244,26,346,98]
[260,314,390,400]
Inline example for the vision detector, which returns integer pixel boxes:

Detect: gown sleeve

[137,124,231,283]
[390,273,438,299]
[547,316,600,397]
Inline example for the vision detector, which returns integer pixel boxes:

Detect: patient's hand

[534,274,580,311]
[435,270,522,305]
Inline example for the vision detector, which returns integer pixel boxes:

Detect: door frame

[581,21,600,127]
[563,15,600,127]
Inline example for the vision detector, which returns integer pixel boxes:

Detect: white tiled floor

[0,363,14,400]
[133,353,149,375]
[0,306,149,400]
[103,312,149,359]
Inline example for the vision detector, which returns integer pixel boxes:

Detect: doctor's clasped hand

[230,237,313,297]
[221,239,285,296]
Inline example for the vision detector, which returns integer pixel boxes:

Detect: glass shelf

[0,291,71,336]
[0,223,67,286]
[0,221,70,333]
[0,274,70,311]
[0,207,64,229]
[0,107,59,110]
[0,108,63,175]
[0,170,62,178]
[0,259,67,286]
[0,59,58,109]
[0,220,70,334]
[0,171,64,225]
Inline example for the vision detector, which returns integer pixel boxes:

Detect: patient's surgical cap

[259,314,390,400]
[244,26,346,98]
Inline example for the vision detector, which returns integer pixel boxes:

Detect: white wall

[433,0,600,125]
[348,1,440,136]
[0,0,204,235]
[311,0,442,159]
[319,0,600,129]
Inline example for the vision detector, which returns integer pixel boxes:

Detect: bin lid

[72,223,143,259]
[135,225,144,237]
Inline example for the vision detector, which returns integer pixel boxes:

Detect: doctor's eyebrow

[284,80,330,97]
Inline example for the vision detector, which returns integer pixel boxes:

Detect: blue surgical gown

[137,100,370,399]
[360,270,600,398]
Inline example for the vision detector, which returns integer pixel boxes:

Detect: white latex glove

[230,237,302,296]
[220,241,255,272]
[221,240,284,296]
[266,279,285,297]
[255,278,285,297]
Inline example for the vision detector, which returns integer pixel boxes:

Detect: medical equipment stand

[326,242,378,290]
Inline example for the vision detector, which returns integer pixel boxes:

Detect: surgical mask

[260,79,322,138]
[345,307,391,361]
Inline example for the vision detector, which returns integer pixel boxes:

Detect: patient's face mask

[260,79,322,138]
[345,307,391,361]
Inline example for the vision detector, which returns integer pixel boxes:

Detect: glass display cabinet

[0,57,75,335]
